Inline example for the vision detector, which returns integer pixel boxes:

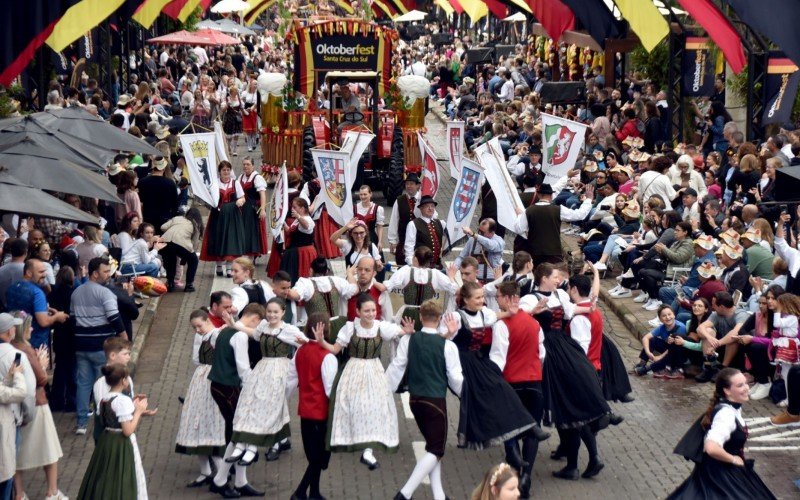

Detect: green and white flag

[541,113,588,184]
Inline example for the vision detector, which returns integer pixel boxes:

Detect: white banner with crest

[418,132,440,198]
[311,148,355,226]
[476,138,524,232]
[541,113,587,184]
[445,157,484,253]
[269,163,289,240]
[179,133,219,207]
[446,120,465,180]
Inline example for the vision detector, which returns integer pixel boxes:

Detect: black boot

[518,464,533,498]
[552,466,579,480]
[531,424,550,441]
[582,457,605,478]
[504,441,524,472]
[392,492,410,500]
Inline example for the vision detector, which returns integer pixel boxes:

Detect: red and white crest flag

[446,120,465,180]
[418,132,440,198]
[541,113,587,184]
[269,163,289,240]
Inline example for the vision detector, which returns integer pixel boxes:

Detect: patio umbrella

[0,115,113,171]
[247,23,265,31]
[0,140,121,203]
[216,18,256,36]
[194,28,241,45]
[502,12,526,22]
[147,30,201,45]
[198,19,222,30]
[38,108,163,157]
[211,0,251,13]
[0,183,101,225]
[393,9,427,22]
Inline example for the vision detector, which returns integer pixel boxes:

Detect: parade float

[258,18,427,203]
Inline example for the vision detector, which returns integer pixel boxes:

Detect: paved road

[30,114,799,499]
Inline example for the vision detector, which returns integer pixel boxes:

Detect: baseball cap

[0,313,22,332]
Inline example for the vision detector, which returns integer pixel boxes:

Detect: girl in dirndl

[330,219,383,268]
[223,87,243,155]
[354,185,385,270]
[238,157,269,256]
[200,161,259,277]
[448,281,536,449]
[175,310,226,488]
[223,298,302,466]
[241,78,260,152]
[78,364,156,500]
[301,177,341,259]
[279,197,318,285]
[772,294,800,405]
[313,293,414,469]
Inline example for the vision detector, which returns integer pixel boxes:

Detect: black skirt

[600,334,633,401]
[457,350,535,449]
[667,455,776,500]
[542,330,611,429]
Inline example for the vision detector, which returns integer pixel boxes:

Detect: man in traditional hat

[112,95,132,131]
[513,183,594,265]
[716,243,751,299]
[388,174,426,266]
[740,228,774,279]
[404,195,445,269]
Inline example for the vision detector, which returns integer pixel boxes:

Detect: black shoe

[518,468,532,498]
[392,493,410,500]
[360,454,380,470]
[308,495,327,500]
[619,393,635,403]
[178,396,185,404]
[290,495,307,500]
[609,413,624,426]
[532,424,551,441]
[167,282,175,292]
[582,460,605,478]
[184,284,196,292]
[235,484,265,497]
[210,481,241,498]
[550,448,565,461]
[237,450,259,467]
[279,439,292,452]
[694,366,717,383]
[265,447,280,461]
[187,475,212,488]
[552,467,579,480]
[634,364,649,376]
[216,269,224,277]
[225,448,245,463]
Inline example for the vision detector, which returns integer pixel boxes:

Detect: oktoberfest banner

[445,158,484,253]
[214,121,230,164]
[418,132,440,198]
[269,163,289,240]
[311,149,355,226]
[475,139,524,232]
[541,113,587,184]
[763,55,800,125]
[179,133,219,208]
[682,37,715,97]
[446,121,465,179]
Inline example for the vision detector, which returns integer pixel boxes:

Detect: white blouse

[335,320,404,347]
[239,171,267,192]
[254,321,302,348]
[104,392,135,423]
[705,404,745,447]
[384,265,457,295]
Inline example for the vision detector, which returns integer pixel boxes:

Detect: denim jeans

[76,350,107,427]
[121,261,160,277]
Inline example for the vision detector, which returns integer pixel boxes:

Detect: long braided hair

[701,367,742,429]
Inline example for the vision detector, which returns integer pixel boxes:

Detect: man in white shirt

[404,196,445,269]
[638,155,677,205]
[498,71,515,101]
[193,45,209,66]
[405,55,427,77]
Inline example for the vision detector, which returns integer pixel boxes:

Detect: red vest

[346,285,383,321]
[295,342,330,420]
[501,311,543,383]
[575,301,604,371]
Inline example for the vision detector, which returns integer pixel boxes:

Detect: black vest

[525,204,562,257]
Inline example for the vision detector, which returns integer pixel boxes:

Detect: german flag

[132,0,175,28]
[46,0,127,53]
[768,58,799,75]
[244,0,276,25]
[685,37,710,51]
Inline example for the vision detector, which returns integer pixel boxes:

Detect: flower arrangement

[281,80,303,112]
[383,79,411,112]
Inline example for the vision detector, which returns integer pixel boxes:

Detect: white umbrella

[393,9,427,22]
[198,19,222,30]
[502,12,526,22]
[211,0,251,14]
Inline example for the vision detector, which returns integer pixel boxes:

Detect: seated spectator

[634,305,688,378]
[735,290,779,401]
[716,243,752,299]
[695,291,751,383]
[120,223,165,278]
[740,228,774,280]
[75,226,108,270]
[655,235,717,321]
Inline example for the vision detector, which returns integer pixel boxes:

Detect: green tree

[629,41,669,90]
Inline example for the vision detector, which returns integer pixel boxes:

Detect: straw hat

[719,228,741,246]
[741,227,762,243]
[610,165,633,178]
[583,160,598,172]
[715,243,743,260]
[693,234,718,251]
[697,261,722,279]
[621,200,641,219]
[153,158,169,171]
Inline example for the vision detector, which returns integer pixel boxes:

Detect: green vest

[208,328,242,387]
[407,332,447,398]
[402,269,436,306]
[305,278,340,317]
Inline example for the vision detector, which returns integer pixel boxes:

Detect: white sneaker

[608,285,622,294]
[594,262,607,271]
[45,490,68,500]
[75,427,87,436]
[620,269,634,279]
[749,383,771,401]
[611,288,632,298]
[633,292,649,303]
[648,317,662,327]
[644,299,663,311]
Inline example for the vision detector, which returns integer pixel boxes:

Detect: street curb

[598,288,649,342]
[129,295,161,376]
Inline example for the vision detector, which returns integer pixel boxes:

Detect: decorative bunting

[46,0,127,53]
[676,0,746,74]
[614,0,669,53]
[558,0,620,49]
[527,0,574,42]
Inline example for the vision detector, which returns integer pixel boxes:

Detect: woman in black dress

[449,281,535,450]
[670,367,776,499]
[523,263,611,480]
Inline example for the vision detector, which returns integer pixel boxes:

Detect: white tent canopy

[211,0,251,14]
[502,12,526,22]
[393,10,427,22]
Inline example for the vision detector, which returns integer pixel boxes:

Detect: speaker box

[402,25,428,41]
[465,48,494,65]
[494,45,515,61]
[538,82,587,105]
[431,33,453,46]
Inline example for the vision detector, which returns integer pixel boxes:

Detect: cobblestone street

[29,114,799,499]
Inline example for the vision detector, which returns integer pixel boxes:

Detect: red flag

[484,0,507,19]
[418,133,440,199]
[0,20,58,86]
[527,0,574,42]
[676,0,746,74]
[449,0,465,15]
[162,0,190,19]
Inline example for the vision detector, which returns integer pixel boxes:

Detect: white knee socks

[430,460,445,500]
[400,452,439,498]
[214,443,235,486]
[198,455,212,476]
